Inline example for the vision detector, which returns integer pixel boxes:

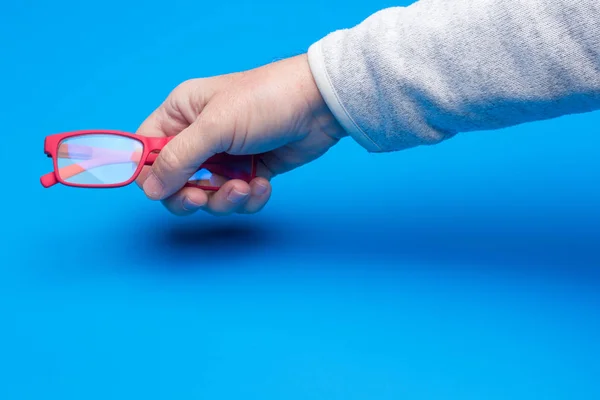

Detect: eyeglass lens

[57,134,144,185]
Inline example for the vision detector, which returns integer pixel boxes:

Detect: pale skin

[135,54,346,216]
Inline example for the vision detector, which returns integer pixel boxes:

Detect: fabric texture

[307,0,600,152]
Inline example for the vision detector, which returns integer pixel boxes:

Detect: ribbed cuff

[307,40,382,152]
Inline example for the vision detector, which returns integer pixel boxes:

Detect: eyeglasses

[40,130,257,190]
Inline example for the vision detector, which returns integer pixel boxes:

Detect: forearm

[307,0,600,152]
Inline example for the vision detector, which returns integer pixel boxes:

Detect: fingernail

[142,172,164,200]
[182,197,203,211]
[255,182,268,196]
[227,188,249,203]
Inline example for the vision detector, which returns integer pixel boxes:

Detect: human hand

[135,54,346,216]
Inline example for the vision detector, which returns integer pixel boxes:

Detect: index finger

[135,78,216,138]
[134,80,213,187]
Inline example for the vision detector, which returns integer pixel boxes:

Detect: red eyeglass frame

[40,130,258,191]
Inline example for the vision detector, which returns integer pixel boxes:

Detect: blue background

[1,0,599,398]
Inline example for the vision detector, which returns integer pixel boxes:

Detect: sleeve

[307,0,600,152]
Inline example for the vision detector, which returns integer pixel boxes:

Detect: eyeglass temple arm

[40,171,58,188]
[143,153,253,180]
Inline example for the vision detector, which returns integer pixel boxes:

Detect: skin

[135,54,347,216]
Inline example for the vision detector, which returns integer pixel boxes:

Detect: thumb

[141,113,232,200]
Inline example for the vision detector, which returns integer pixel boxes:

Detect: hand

[135,54,346,216]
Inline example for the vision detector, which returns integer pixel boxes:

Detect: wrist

[295,53,348,141]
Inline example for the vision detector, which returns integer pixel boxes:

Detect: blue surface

[1,1,599,399]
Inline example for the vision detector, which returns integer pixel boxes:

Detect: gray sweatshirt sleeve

[307,0,600,152]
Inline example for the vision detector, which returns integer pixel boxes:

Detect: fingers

[160,186,209,217]
[141,114,230,200]
[134,79,218,191]
[159,177,272,216]
[135,78,216,138]
[134,75,279,216]
[203,180,252,216]
[239,177,272,214]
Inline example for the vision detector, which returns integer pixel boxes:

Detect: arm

[307,0,600,152]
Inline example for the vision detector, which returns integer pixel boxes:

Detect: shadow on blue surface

[108,210,600,284]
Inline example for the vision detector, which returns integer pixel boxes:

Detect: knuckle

[166,80,195,110]
[172,79,197,96]
[169,78,217,121]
